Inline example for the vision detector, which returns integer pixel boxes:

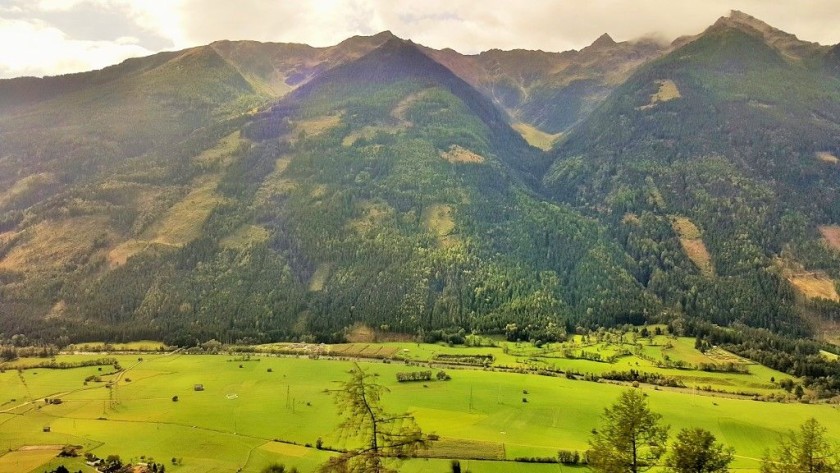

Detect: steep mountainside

[0,38,652,344]
[545,11,840,336]
[1,12,840,350]
[424,34,667,137]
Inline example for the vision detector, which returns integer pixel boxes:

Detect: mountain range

[0,11,839,348]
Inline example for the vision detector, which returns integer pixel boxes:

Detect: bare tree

[320,363,426,473]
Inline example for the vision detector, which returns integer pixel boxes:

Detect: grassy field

[512,123,562,151]
[1,341,838,472]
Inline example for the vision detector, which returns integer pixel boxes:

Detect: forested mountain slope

[0,38,652,344]
[545,11,840,337]
[0,12,839,350]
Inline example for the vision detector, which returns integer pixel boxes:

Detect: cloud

[167,0,840,55]
[175,0,382,47]
[2,0,840,78]
[0,17,152,78]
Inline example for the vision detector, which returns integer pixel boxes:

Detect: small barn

[43,425,51,432]
[194,384,204,391]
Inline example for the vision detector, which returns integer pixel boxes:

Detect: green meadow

[1,343,839,473]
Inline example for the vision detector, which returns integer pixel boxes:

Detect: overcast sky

[1,0,839,79]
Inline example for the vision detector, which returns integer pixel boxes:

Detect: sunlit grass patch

[440,145,485,164]
[291,114,342,142]
[192,130,245,168]
[0,446,63,473]
[0,216,112,272]
[419,437,506,460]
[816,151,839,164]
[638,79,681,109]
[819,225,840,251]
[220,225,270,249]
[422,204,460,248]
[672,216,714,275]
[512,123,562,151]
[0,172,58,210]
[787,273,839,302]
[143,175,225,246]
[309,263,332,292]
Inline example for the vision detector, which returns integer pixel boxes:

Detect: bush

[514,456,558,463]
[261,464,299,473]
[557,449,581,464]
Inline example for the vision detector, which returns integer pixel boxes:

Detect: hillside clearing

[819,225,840,251]
[788,273,839,302]
[423,204,455,236]
[347,200,392,233]
[392,89,434,123]
[0,172,58,210]
[254,156,296,206]
[143,175,225,246]
[192,130,244,167]
[107,239,152,267]
[512,123,562,151]
[440,145,485,164]
[816,151,839,164]
[638,79,681,109]
[342,125,402,147]
[672,216,714,276]
[776,256,840,302]
[422,204,459,248]
[309,263,332,292]
[291,114,342,141]
[0,216,113,272]
[220,225,270,249]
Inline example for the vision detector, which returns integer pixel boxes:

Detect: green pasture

[2,350,840,472]
[375,335,796,397]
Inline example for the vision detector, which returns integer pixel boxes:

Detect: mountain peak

[332,30,404,54]
[591,33,617,48]
[728,9,760,23]
[706,9,824,59]
[712,9,777,34]
[372,30,398,40]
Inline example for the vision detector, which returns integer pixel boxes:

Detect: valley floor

[1,339,839,472]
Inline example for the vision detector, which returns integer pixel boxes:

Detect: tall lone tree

[761,418,838,473]
[320,363,426,473]
[667,428,734,473]
[589,389,669,473]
